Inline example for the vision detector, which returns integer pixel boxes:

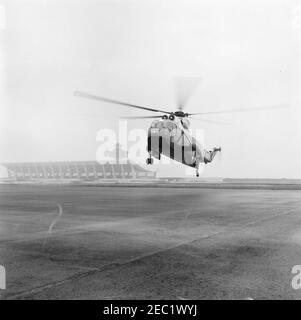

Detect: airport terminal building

[2,161,156,181]
[1,143,157,181]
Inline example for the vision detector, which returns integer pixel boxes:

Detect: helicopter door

[147,127,162,159]
[181,146,195,167]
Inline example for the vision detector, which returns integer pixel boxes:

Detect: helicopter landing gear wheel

[146,157,153,165]
[196,168,199,177]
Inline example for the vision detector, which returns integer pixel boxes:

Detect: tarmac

[0,183,301,299]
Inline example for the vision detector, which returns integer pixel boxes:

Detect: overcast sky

[0,0,300,178]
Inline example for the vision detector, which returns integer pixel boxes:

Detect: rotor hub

[173,111,188,118]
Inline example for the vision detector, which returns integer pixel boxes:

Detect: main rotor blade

[189,117,228,125]
[120,115,163,119]
[174,77,200,111]
[74,91,172,114]
[188,104,289,116]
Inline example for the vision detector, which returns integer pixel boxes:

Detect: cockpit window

[151,119,178,132]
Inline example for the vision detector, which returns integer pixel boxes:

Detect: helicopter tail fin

[204,147,221,164]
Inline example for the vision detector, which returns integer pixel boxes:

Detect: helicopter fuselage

[146,117,221,173]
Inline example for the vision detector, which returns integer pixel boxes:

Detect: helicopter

[74,90,287,177]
